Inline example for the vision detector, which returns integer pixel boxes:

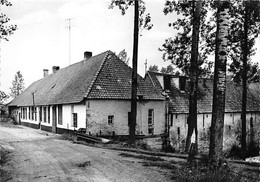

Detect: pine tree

[10,71,25,98]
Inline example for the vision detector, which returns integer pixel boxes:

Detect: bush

[247,141,259,158]
[173,156,249,182]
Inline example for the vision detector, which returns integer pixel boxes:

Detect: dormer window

[179,76,186,91]
[163,75,171,90]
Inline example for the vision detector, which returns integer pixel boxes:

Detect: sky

[1,0,260,95]
[1,0,177,94]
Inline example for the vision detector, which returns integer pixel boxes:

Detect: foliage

[0,0,17,40]
[10,71,25,98]
[117,49,130,65]
[159,0,213,76]
[0,90,8,104]
[160,0,260,78]
[228,0,260,83]
[148,64,159,72]
[160,65,175,74]
[109,0,153,33]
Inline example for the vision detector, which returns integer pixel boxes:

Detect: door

[52,106,57,133]
[18,113,21,125]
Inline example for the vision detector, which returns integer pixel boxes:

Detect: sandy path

[0,126,170,182]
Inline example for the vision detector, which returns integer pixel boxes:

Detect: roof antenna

[66,18,74,65]
[144,59,148,74]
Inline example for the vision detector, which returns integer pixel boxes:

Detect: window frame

[108,115,114,125]
[148,109,154,125]
[72,113,77,128]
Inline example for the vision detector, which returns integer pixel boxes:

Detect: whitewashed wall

[86,100,165,136]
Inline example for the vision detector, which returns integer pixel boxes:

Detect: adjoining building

[145,71,260,152]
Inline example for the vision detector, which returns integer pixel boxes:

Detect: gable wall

[86,100,165,136]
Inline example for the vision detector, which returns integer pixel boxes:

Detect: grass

[0,117,20,128]
[0,148,12,181]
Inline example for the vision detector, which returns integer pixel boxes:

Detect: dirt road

[0,125,171,182]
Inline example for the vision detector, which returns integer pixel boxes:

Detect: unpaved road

[0,125,171,182]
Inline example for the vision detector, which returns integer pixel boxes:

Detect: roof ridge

[84,50,111,98]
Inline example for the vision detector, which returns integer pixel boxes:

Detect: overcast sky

[1,0,260,95]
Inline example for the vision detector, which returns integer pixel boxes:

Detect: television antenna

[65,18,74,65]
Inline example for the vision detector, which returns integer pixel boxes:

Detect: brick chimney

[52,66,60,74]
[84,51,92,61]
[43,69,49,77]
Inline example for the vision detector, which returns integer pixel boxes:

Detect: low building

[145,71,260,152]
[8,51,166,143]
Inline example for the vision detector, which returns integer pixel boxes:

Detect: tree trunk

[130,0,139,143]
[185,0,202,153]
[241,2,248,158]
[209,1,230,162]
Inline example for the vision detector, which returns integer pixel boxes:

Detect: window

[163,75,171,90]
[148,109,154,135]
[72,113,77,127]
[179,76,186,91]
[34,107,37,121]
[128,112,131,126]
[25,108,27,119]
[58,105,62,125]
[39,107,42,122]
[87,101,90,108]
[170,114,173,127]
[47,107,50,123]
[175,114,178,119]
[43,107,47,122]
[148,127,154,135]
[31,107,34,120]
[29,107,31,120]
[148,109,154,125]
[108,115,114,125]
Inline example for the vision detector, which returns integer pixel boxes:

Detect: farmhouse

[145,71,260,152]
[8,51,166,139]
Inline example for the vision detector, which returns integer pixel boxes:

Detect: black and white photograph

[0,0,260,181]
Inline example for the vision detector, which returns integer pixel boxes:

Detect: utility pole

[130,0,139,143]
[66,18,72,65]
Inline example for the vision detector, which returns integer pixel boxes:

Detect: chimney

[52,66,60,74]
[43,69,49,77]
[84,51,92,61]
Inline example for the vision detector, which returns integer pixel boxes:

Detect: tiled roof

[88,54,164,100]
[9,51,164,107]
[146,71,260,113]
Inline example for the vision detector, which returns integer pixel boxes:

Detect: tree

[10,71,24,98]
[162,0,204,154]
[227,0,260,157]
[0,0,17,40]
[209,1,230,163]
[148,65,159,72]
[0,90,8,104]
[241,0,260,157]
[109,0,152,143]
[160,65,175,74]
[117,49,130,65]
[185,0,202,154]
[160,1,212,77]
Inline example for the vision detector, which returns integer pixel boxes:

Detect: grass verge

[0,148,12,181]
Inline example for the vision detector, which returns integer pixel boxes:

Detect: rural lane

[0,125,171,182]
